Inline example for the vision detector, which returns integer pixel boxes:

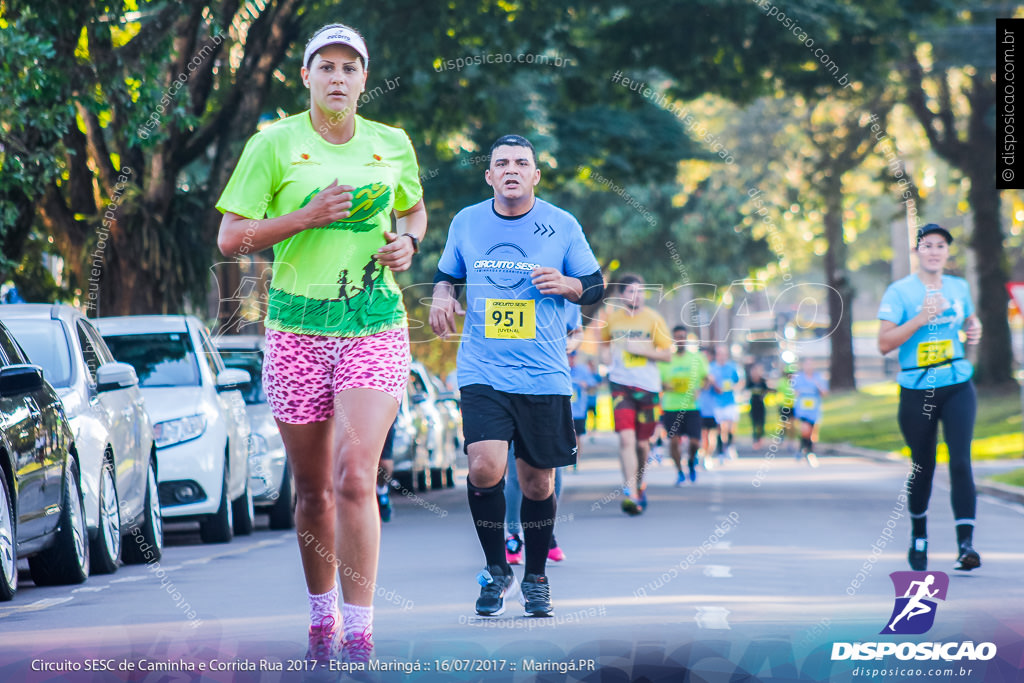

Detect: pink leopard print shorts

[263,327,409,424]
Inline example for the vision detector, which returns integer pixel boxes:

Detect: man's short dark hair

[489,134,537,165]
[672,324,688,335]
[614,273,644,294]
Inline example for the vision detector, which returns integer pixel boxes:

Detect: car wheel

[232,481,254,536]
[123,457,163,564]
[268,463,295,530]
[415,468,428,493]
[0,474,16,601]
[89,457,122,575]
[429,467,444,490]
[444,466,455,488]
[29,458,89,586]
[199,465,233,544]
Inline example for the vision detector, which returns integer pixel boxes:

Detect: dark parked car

[0,320,89,601]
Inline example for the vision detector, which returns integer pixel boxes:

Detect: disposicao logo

[882,571,948,635]
[831,571,997,663]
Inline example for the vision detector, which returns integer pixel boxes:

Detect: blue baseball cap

[916,223,953,245]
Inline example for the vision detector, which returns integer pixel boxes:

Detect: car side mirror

[410,392,429,405]
[0,364,45,397]
[437,391,459,403]
[96,362,139,392]
[216,368,251,393]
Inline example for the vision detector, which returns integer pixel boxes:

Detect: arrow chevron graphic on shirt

[534,222,555,237]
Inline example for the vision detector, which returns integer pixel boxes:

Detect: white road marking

[695,606,731,629]
[703,565,733,578]
[110,575,148,583]
[0,596,75,618]
[72,585,110,593]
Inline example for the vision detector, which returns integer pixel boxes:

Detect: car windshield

[3,319,73,388]
[102,332,200,387]
[217,349,265,405]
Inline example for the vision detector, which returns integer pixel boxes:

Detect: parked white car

[0,304,162,572]
[408,362,459,490]
[214,334,295,530]
[97,316,253,544]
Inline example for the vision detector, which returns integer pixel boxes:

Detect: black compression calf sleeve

[521,493,556,576]
[467,478,508,571]
[911,513,927,539]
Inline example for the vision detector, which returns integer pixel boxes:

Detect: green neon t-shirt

[658,350,709,411]
[216,112,422,337]
[777,376,796,408]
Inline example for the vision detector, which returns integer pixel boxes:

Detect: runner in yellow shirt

[600,274,673,514]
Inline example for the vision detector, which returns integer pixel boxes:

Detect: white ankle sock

[309,585,339,624]
[342,603,373,638]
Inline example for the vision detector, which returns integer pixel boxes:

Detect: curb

[821,442,1024,507]
[975,480,1024,506]
[820,442,904,464]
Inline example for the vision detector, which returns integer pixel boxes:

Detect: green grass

[736,382,1023,461]
[816,383,1024,461]
[990,468,1024,487]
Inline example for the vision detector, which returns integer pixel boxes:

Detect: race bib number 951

[485,299,536,339]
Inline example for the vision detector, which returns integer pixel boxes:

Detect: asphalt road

[1,433,1022,682]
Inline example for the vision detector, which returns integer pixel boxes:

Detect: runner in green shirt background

[658,325,710,485]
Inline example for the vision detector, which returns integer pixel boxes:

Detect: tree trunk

[822,178,856,390]
[966,162,1013,386]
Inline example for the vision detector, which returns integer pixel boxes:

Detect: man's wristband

[402,233,420,253]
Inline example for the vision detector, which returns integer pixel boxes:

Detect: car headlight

[248,433,268,457]
[153,414,207,448]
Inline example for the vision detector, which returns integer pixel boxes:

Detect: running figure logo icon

[881,571,949,635]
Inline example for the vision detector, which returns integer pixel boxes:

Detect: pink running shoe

[342,626,374,665]
[305,613,341,663]
[505,534,523,565]
[547,545,566,562]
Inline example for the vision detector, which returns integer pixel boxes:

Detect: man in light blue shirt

[430,135,603,618]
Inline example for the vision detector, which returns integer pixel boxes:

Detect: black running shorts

[661,409,702,440]
[460,383,577,469]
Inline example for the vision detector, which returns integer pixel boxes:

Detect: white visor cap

[303,26,368,69]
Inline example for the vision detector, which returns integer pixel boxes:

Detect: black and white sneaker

[475,565,519,616]
[521,573,554,617]
[953,542,981,571]
[908,537,927,571]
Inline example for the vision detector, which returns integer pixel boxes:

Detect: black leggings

[897,380,976,523]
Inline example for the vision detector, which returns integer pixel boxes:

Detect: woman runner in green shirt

[217,24,426,665]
